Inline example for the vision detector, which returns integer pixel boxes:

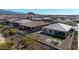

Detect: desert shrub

[0,40,15,50]
[21,36,34,48]
[2,32,9,38]
[9,28,17,35]
[0,24,4,29]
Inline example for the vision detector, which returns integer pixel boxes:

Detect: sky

[6,9,79,15]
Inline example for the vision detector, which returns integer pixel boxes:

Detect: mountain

[0,9,20,14]
[26,12,36,15]
[0,10,37,15]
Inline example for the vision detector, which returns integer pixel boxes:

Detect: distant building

[42,23,73,38]
[74,18,79,23]
[10,19,32,27]
[0,20,5,24]
[31,17,43,21]
[5,18,19,26]
[42,17,52,21]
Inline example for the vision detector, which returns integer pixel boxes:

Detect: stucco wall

[42,28,66,38]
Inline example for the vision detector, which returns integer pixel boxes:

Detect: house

[5,18,19,26]
[18,21,49,32]
[0,19,7,24]
[42,17,52,21]
[13,19,32,26]
[14,19,32,24]
[0,20,5,24]
[11,19,49,33]
[42,23,73,38]
[6,18,32,26]
[31,17,43,21]
[74,18,79,23]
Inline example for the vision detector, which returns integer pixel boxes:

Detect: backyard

[51,35,65,41]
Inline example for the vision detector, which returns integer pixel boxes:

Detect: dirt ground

[0,34,6,44]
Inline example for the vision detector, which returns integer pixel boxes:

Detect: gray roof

[7,18,19,22]
[57,19,73,22]
[31,18,42,20]
[14,19,32,24]
[7,18,32,24]
[0,21,5,22]
[43,23,72,32]
[43,17,52,20]
[21,21,49,27]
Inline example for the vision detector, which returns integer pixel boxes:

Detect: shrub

[0,24,4,29]
[9,28,17,35]
[2,32,9,38]
[0,40,15,50]
[22,36,34,46]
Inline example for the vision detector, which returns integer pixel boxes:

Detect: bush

[2,32,9,38]
[9,28,17,35]
[22,36,34,46]
[0,40,15,50]
[0,24,4,29]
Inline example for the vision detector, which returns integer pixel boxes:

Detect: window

[43,28,46,31]
[49,29,52,33]
[59,32,65,36]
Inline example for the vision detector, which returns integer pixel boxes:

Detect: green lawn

[51,35,65,41]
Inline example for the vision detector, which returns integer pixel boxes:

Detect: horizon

[5,9,79,15]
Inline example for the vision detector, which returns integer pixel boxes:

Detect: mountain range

[0,9,38,15]
[0,9,24,14]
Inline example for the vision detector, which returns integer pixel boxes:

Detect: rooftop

[43,23,72,32]
[21,21,49,27]
[7,18,19,22]
[14,19,32,24]
[31,18,42,20]
[43,17,52,20]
